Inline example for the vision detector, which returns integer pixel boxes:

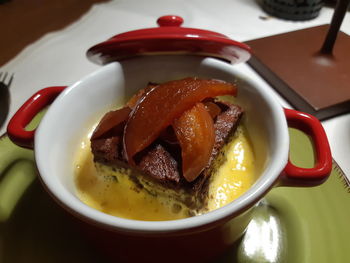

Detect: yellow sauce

[75,136,189,221]
[207,126,256,211]
[74,125,257,221]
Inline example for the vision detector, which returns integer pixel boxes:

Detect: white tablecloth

[1,0,350,178]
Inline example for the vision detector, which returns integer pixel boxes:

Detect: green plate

[0,117,349,263]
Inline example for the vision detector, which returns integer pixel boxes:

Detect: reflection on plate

[0,123,349,262]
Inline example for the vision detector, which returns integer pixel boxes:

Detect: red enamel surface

[157,15,184,27]
[282,108,332,186]
[87,15,251,65]
[7,86,66,149]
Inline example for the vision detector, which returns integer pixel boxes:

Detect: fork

[0,72,14,129]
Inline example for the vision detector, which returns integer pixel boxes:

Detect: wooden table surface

[0,0,108,67]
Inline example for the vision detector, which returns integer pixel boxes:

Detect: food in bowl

[74,77,257,220]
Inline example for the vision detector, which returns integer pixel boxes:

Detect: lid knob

[157,15,184,27]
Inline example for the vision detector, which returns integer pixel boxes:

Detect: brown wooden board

[245,25,350,120]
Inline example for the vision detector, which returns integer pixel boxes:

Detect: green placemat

[0,118,349,262]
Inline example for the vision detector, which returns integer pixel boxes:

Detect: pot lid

[87,15,251,65]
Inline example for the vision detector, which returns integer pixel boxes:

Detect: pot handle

[7,86,67,149]
[281,108,332,187]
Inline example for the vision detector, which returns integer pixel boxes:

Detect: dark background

[0,0,109,66]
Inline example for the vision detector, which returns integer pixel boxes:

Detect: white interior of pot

[35,55,289,233]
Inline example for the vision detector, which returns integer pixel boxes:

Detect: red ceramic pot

[7,16,332,263]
